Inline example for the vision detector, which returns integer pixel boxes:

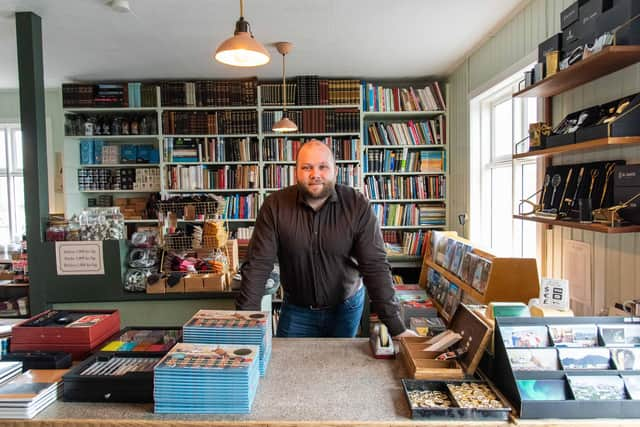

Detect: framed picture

[507,348,559,371]
[558,347,611,370]
[600,324,640,347]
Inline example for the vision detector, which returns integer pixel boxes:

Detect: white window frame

[0,124,25,244]
[469,61,540,259]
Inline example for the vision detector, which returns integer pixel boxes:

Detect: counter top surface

[5,338,636,426]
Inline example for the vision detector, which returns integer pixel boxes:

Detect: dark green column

[16,12,49,313]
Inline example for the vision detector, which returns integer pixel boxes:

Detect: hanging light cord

[282,52,287,114]
[239,0,244,19]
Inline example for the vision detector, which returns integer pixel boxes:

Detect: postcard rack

[419,232,539,321]
[493,316,640,419]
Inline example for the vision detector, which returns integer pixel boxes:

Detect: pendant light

[215,0,270,67]
[272,42,298,133]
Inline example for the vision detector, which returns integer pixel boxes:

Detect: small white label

[539,278,570,311]
[55,241,105,275]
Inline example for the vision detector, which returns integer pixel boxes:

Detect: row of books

[260,78,360,105]
[163,137,259,163]
[402,230,429,257]
[362,81,446,112]
[365,118,445,146]
[372,203,446,227]
[165,165,259,191]
[364,175,446,200]
[364,149,445,173]
[162,111,258,135]
[262,109,360,133]
[0,362,64,419]
[223,194,257,220]
[159,79,257,107]
[427,267,462,319]
[261,164,360,189]
[262,137,359,162]
[62,82,157,108]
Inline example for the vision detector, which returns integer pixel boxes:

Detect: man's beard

[297,180,334,200]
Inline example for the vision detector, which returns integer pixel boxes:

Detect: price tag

[539,277,570,311]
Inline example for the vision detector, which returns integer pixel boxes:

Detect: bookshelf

[361,81,449,258]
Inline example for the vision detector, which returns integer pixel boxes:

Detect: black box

[576,93,640,142]
[63,352,160,402]
[539,33,563,63]
[614,164,640,224]
[546,133,576,148]
[597,0,640,44]
[2,351,72,371]
[563,20,583,46]
[561,1,581,30]
[580,0,615,28]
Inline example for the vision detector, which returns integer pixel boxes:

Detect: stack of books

[154,343,260,414]
[182,310,271,376]
[0,368,66,419]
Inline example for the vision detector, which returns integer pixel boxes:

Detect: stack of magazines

[182,310,272,376]
[0,366,66,419]
[154,343,260,414]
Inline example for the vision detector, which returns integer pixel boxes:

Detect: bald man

[237,140,412,339]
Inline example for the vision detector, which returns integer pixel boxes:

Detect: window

[0,125,25,245]
[470,71,538,258]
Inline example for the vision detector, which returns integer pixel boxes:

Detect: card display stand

[494,316,640,419]
[11,309,121,360]
[400,304,492,380]
[419,235,539,317]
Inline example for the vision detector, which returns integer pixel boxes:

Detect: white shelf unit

[360,82,449,256]
[65,82,448,232]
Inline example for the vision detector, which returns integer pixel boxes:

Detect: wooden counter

[2,338,639,426]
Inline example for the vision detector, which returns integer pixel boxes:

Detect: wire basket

[156,198,225,220]
[163,235,228,251]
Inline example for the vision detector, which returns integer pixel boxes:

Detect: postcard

[622,375,640,400]
[501,326,549,348]
[548,324,598,347]
[568,375,627,400]
[517,379,567,400]
[611,348,640,370]
[558,347,611,370]
[600,324,640,347]
[507,348,559,371]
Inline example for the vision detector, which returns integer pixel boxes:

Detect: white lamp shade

[215,32,270,67]
[272,116,298,133]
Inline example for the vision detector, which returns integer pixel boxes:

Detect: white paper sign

[55,241,105,275]
[540,278,570,310]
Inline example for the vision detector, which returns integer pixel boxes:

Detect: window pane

[0,177,10,244]
[491,166,513,257]
[493,99,513,159]
[0,130,6,170]
[12,130,23,172]
[12,176,25,241]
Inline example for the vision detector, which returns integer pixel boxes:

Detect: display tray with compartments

[63,352,161,402]
[10,309,121,360]
[494,316,640,419]
[401,378,511,420]
[97,326,182,354]
[400,304,492,380]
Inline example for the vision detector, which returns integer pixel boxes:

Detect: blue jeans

[276,286,365,338]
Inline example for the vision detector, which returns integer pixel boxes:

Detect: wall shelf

[513,46,640,98]
[513,214,640,233]
[513,136,640,159]
[364,144,446,149]
[363,110,445,118]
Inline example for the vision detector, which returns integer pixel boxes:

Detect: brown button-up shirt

[236,184,405,336]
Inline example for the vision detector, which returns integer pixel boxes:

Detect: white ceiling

[0,0,526,89]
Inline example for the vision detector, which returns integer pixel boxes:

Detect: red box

[11,309,121,360]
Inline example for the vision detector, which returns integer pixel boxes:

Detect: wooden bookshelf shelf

[262,104,360,110]
[67,135,159,140]
[64,107,158,113]
[513,136,640,159]
[363,110,446,118]
[79,163,160,168]
[513,46,640,98]
[364,144,446,149]
[513,214,640,233]
[364,171,444,176]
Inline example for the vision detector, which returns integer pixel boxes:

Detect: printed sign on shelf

[55,241,105,275]
[539,278,570,311]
